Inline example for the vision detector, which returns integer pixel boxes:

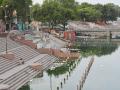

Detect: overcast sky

[32,0,120,6]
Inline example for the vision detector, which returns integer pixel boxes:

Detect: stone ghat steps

[35,55,58,70]
[0,36,59,90]
[0,55,48,83]
[12,46,40,62]
[4,67,32,85]
[36,55,56,71]
[11,55,57,90]
[9,67,38,90]
[0,67,30,84]
[0,54,58,90]
[0,46,40,74]
[0,38,20,53]
[0,59,18,75]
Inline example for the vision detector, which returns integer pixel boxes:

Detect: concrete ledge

[0,52,15,60]
[37,48,80,60]
[30,63,43,71]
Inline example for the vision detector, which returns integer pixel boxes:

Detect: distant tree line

[0,0,120,30]
[31,0,120,30]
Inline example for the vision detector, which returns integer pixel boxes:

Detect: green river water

[19,41,120,90]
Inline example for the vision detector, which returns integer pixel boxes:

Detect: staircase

[0,37,58,90]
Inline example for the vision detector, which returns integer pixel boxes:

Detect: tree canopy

[0,0,32,21]
[31,0,120,30]
[76,2,119,22]
[77,7,102,22]
[0,0,120,27]
[0,0,3,5]
[32,0,74,30]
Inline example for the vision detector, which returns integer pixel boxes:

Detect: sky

[32,0,120,6]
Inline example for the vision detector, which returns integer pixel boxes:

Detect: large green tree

[103,3,118,22]
[0,0,3,5]
[59,7,74,30]
[76,3,119,22]
[94,3,118,22]
[79,2,93,8]
[58,0,76,9]
[0,0,4,19]
[1,0,32,21]
[40,0,62,28]
[32,4,41,21]
[76,6,102,22]
[32,0,74,30]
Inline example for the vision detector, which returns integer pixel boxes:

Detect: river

[19,42,120,90]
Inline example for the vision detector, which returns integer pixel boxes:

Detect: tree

[76,3,119,23]
[59,7,74,30]
[58,0,76,9]
[0,0,3,5]
[58,0,77,20]
[41,0,62,29]
[102,3,118,22]
[114,5,120,17]
[79,2,93,8]
[0,0,4,19]
[77,6,102,22]
[32,4,41,20]
[32,0,63,29]
[32,0,74,30]
[1,0,32,21]
[32,0,120,28]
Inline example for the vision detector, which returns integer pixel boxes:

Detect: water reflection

[80,45,118,57]
[74,41,118,57]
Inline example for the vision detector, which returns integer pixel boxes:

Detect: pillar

[60,82,63,88]
[57,86,59,90]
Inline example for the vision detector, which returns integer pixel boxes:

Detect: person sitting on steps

[18,58,24,65]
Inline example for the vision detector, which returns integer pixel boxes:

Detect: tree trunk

[63,22,66,31]
[49,22,51,28]
[51,23,54,29]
